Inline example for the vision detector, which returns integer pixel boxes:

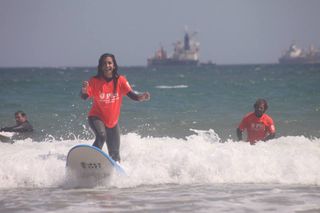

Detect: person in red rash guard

[237,99,276,145]
[80,53,150,162]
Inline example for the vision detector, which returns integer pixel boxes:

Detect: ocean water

[0,64,320,212]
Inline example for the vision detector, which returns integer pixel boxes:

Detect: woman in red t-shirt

[80,53,150,162]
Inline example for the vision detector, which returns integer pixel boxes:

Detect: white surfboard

[0,132,15,143]
[66,144,126,187]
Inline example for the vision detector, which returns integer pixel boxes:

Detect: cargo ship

[278,44,320,64]
[147,31,200,66]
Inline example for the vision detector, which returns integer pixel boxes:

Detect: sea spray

[2,131,319,189]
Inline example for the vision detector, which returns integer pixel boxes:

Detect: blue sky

[1,0,319,67]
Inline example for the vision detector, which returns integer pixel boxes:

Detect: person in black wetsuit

[0,111,33,132]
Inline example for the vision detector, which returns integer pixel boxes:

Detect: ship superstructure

[148,31,200,66]
[279,43,320,64]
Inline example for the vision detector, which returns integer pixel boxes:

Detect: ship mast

[184,33,190,50]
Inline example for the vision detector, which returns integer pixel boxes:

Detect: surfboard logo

[80,162,102,169]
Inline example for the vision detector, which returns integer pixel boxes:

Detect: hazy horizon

[1,0,320,67]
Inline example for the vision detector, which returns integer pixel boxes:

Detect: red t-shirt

[86,75,132,128]
[238,112,275,143]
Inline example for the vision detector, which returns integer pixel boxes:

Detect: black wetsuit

[88,116,121,162]
[0,121,33,132]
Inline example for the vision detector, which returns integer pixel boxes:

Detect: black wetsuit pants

[88,116,121,162]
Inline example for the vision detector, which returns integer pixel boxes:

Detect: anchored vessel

[148,31,200,66]
[279,44,320,64]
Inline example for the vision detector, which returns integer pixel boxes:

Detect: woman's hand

[82,81,89,94]
[139,92,150,101]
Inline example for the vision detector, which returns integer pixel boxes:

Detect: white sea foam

[0,131,320,189]
[155,85,188,89]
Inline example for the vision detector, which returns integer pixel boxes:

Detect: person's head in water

[14,111,28,125]
[253,99,268,118]
[97,53,119,79]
